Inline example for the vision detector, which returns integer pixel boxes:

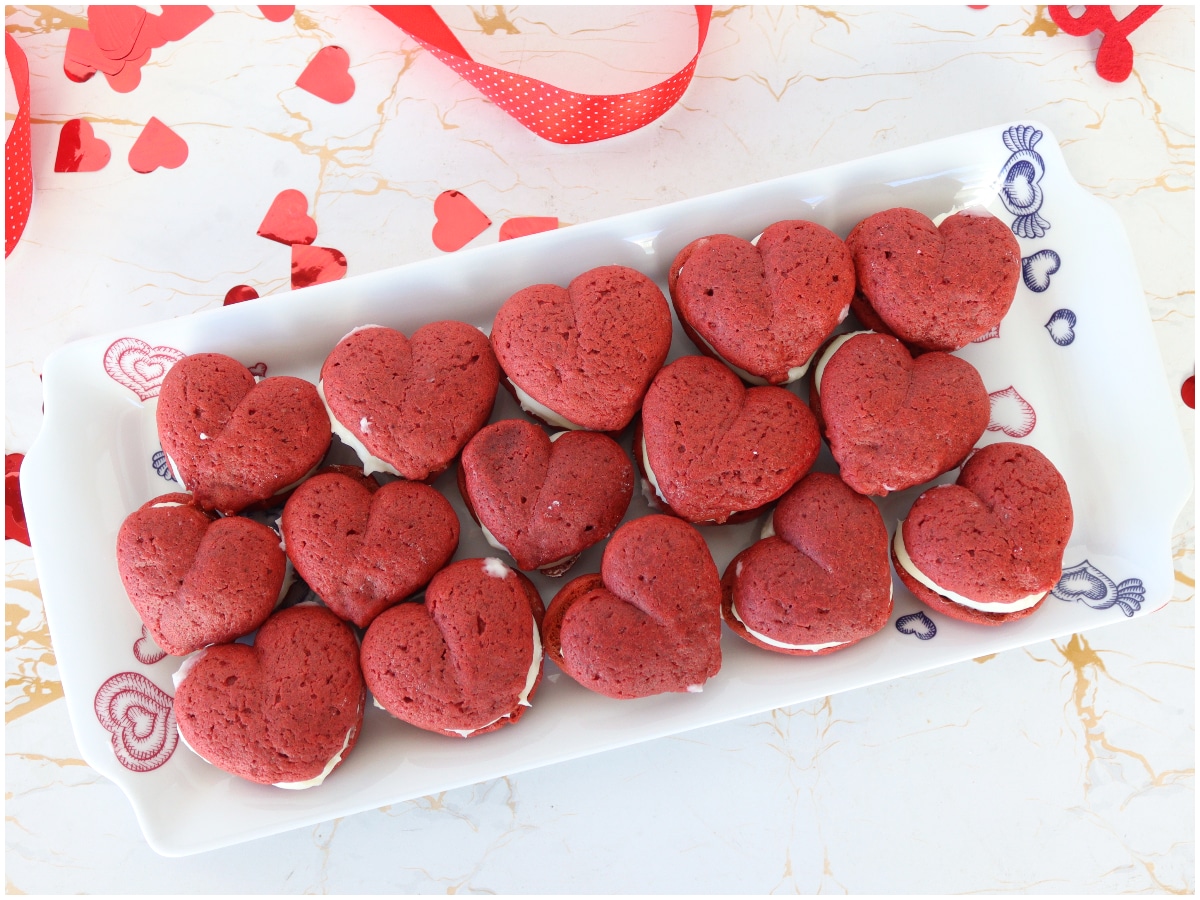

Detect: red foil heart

[258,189,317,246]
[296,45,356,104]
[499,217,559,241]
[431,190,490,251]
[259,6,295,22]
[54,119,111,172]
[224,285,260,305]
[128,117,188,173]
[291,244,347,289]
[5,453,30,546]
[87,5,147,59]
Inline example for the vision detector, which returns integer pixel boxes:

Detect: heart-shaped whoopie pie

[157,353,331,515]
[361,558,545,738]
[457,419,633,575]
[490,265,673,432]
[847,208,1020,351]
[116,493,287,656]
[543,515,721,699]
[281,470,460,628]
[668,220,854,385]
[320,323,499,482]
[722,473,892,655]
[638,355,820,524]
[173,604,365,787]
[809,331,989,496]
[893,441,1073,626]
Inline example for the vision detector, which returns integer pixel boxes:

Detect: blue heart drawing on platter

[895,611,937,640]
[1022,248,1061,292]
[1051,560,1145,617]
[997,125,1050,239]
[1044,308,1076,346]
[152,449,176,482]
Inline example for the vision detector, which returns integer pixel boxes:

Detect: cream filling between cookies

[812,330,874,396]
[163,454,318,500]
[317,380,402,478]
[511,383,583,431]
[273,727,355,790]
[639,436,737,523]
[727,600,849,652]
[892,522,1047,613]
[691,330,812,386]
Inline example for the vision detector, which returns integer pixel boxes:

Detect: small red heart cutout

[291,244,346,288]
[281,473,460,628]
[362,558,546,737]
[63,27,123,80]
[117,495,286,655]
[458,419,633,574]
[296,45,355,104]
[87,5,148,60]
[5,453,29,547]
[432,190,491,252]
[54,119,111,172]
[157,353,331,514]
[320,323,499,482]
[259,6,295,22]
[258,189,317,246]
[810,332,990,496]
[722,473,892,655]
[174,605,365,786]
[499,216,559,241]
[639,355,820,524]
[223,284,260,305]
[895,442,1073,626]
[128,117,188,173]
[668,221,854,385]
[544,515,722,699]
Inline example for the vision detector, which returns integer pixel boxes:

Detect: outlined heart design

[432,190,490,251]
[132,625,167,665]
[1022,249,1061,292]
[258,189,317,246]
[54,119,111,172]
[291,244,347,288]
[128,117,188,173]
[987,386,1037,438]
[543,515,722,699]
[151,448,175,481]
[103,337,185,401]
[895,611,937,640]
[499,216,559,241]
[1045,309,1077,346]
[94,672,178,772]
[361,558,545,737]
[281,473,460,628]
[296,45,355,103]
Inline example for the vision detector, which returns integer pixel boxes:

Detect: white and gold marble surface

[5,5,1194,892]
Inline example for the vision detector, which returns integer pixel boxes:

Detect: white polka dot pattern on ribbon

[5,33,33,257]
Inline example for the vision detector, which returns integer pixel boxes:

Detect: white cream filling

[151,501,185,508]
[511,383,582,430]
[317,379,401,478]
[274,726,355,790]
[727,600,848,652]
[441,614,544,737]
[691,330,811,386]
[892,521,1046,613]
[166,453,185,488]
[482,557,510,579]
[479,522,574,572]
[165,451,318,499]
[640,435,670,505]
[813,330,873,396]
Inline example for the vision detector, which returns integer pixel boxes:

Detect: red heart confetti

[292,244,347,289]
[128,117,188,173]
[296,45,356,104]
[87,5,147,60]
[432,190,491,252]
[224,285,260,305]
[1183,374,1195,409]
[54,119,112,172]
[257,189,317,246]
[103,51,149,93]
[1049,5,1161,83]
[259,6,295,22]
[63,27,124,80]
[5,453,30,546]
[499,216,559,241]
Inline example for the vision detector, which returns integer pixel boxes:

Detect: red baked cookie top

[490,265,672,432]
[668,221,853,385]
[722,472,892,654]
[847,208,1020,351]
[156,353,331,515]
[319,322,499,483]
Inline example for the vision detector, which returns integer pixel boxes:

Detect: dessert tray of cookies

[21,122,1191,856]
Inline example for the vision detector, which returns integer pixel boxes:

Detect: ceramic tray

[21,121,1192,856]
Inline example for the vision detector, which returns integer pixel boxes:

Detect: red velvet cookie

[280,471,459,628]
[458,419,633,575]
[173,604,365,788]
[543,515,721,699]
[668,221,854,385]
[809,331,989,496]
[319,322,499,482]
[847,208,1020,351]
[361,558,545,738]
[721,473,892,655]
[893,441,1073,626]
[638,355,820,524]
[490,265,672,432]
[157,353,331,515]
[116,493,286,656]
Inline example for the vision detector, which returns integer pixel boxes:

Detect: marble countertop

[5,5,1194,893]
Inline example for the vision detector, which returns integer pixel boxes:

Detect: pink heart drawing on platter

[432,190,491,252]
[54,119,111,172]
[987,386,1036,438]
[132,625,167,665]
[296,45,355,104]
[499,216,559,241]
[94,671,178,772]
[103,337,186,401]
[292,244,347,289]
[257,189,317,246]
[128,117,188,173]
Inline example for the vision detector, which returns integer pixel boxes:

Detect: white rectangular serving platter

[22,122,1192,856]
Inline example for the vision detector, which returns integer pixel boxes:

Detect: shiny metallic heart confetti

[292,244,347,288]
[54,119,111,172]
[128,117,188,173]
[432,190,491,252]
[296,46,356,104]
[258,190,317,246]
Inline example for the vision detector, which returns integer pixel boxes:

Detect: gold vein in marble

[1023,6,1059,38]
[6,572,63,723]
[6,5,88,33]
[473,6,520,37]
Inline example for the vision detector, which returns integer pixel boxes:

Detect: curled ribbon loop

[5,33,33,257]
[373,5,712,144]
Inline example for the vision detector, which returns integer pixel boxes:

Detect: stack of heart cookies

[113,204,1073,791]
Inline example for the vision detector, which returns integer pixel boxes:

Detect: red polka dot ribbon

[5,32,33,257]
[372,5,712,145]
